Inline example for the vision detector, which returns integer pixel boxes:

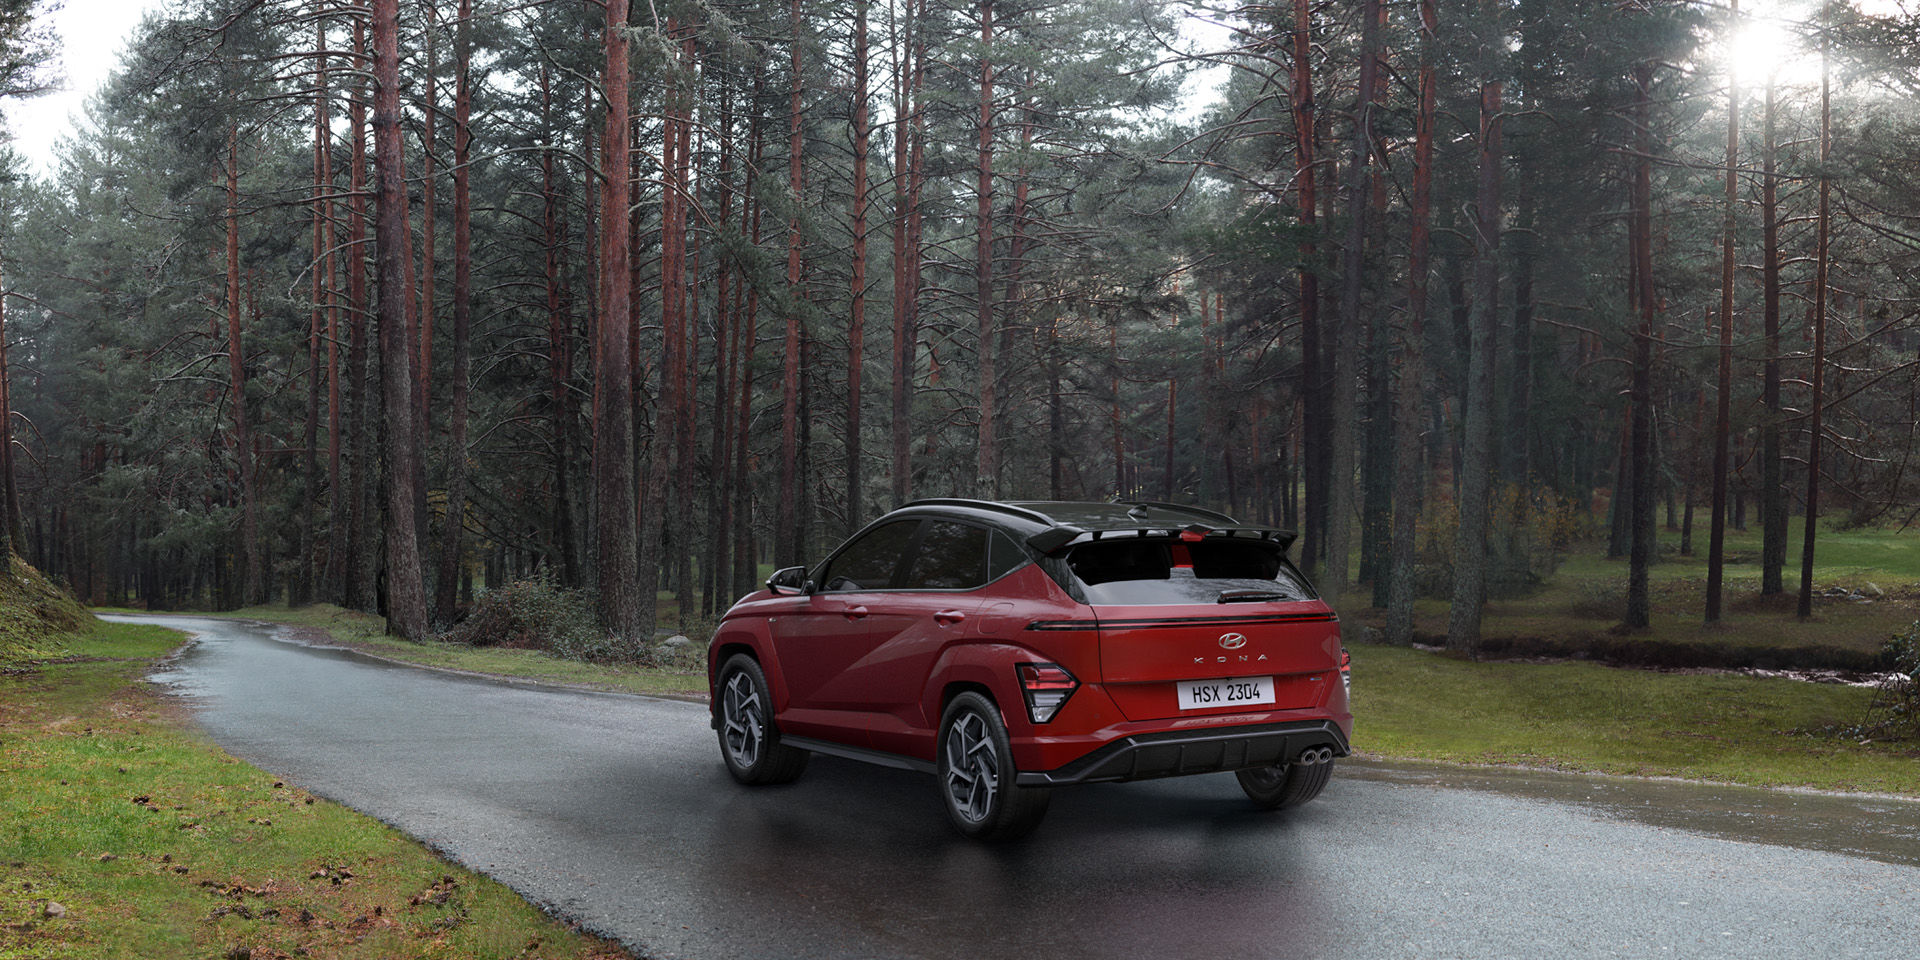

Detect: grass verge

[1,618,632,960]
[1351,642,1920,795]
[1355,518,1919,670]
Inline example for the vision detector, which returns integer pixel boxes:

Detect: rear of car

[1009,510,1351,787]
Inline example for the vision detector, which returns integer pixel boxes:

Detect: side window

[986,530,1028,583]
[818,521,920,591]
[900,521,988,590]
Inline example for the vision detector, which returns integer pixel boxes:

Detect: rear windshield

[1063,539,1311,605]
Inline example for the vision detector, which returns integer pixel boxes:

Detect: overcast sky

[5,0,157,177]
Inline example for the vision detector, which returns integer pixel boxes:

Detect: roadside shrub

[1856,621,1920,741]
[440,576,628,663]
[1416,485,1591,600]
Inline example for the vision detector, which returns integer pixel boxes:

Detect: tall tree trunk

[1324,0,1379,606]
[1706,0,1739,624]
[539,63,578,588]
[672,52,699,629]
[707,68,739,616]
[371,0,429,639]
[1290,0,1323,576]
[735,66,768,597]
[646,18,697,631]
[777,0,806,566]
[0,248,14,567]
[412,5,439,587]
[1360,0,1393,597]
[1504,195,1534,493]
[848,0,871,529]
[973,0,997,499]
[593,0,641,641]
[345,16,376,611]
[1163,379,1177,501]
[1386,0,1437,645]
[1049,317,1065,499]
[1624,63,1657,632]
[418,5,437,445]
[296,9,329,607]
[1110,314,1123,495]
[636,101,666,633]
[225,129,263,607]
[1760,76,1786,596]
[316,8,342,603]
[1000,82,1033,499]
[433,0,473,627]
[888,0,921,508]
[1446,78,1501,652]
[1798,35,1832,620]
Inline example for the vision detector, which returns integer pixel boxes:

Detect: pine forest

[1,0,1917,651]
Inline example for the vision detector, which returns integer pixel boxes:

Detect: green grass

[1,620,631,960]
[1551,514,1920,584]
[1352,642,1919,794]
[1360,516,1920,667]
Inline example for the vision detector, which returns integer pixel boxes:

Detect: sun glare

[1726,0,1913,88]
[1727,12,1821,87]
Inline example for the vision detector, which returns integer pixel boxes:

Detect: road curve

[128,614,1920,960]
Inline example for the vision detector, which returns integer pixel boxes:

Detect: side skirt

[784,735,938,776]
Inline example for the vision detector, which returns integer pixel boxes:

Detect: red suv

[706,500,1351,840]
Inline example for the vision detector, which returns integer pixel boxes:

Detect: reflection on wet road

[130,614,1920,959]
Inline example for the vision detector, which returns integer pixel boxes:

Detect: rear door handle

[934,609,967,626]
[843,606,870,620]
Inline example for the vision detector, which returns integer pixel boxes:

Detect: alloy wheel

[721,670,763,770]
[943,710,998,823]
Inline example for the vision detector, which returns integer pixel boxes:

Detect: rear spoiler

[1027,523,1299,556]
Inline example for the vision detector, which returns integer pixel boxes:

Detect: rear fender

[921,642,1035,738]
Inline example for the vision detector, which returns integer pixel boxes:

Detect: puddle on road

[1341,758,1920,868]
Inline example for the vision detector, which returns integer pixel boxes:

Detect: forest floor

[1363,519,1920,672]
[1,574,634,960]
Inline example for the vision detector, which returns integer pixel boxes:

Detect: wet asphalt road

[127,614,1920,960]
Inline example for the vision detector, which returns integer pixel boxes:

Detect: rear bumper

[1014,719,1350,786]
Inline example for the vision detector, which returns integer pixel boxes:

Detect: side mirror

[766,565,811,596]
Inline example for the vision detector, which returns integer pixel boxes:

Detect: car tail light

[1339,647,1351,699]
[1018,662,1078,724]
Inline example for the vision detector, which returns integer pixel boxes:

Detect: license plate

[1176,676,1275,710]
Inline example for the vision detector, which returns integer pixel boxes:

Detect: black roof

[892,499,1296,555]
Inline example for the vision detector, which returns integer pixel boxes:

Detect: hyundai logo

[1218,633,1248,650]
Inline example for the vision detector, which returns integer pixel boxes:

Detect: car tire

[1235,758,1333,810]
[716,654,809,785]
[937,692,1051,841]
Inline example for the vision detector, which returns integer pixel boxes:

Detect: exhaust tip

[1293,746,1335,766]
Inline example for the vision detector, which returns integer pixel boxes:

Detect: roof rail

[898,498,1058,526]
